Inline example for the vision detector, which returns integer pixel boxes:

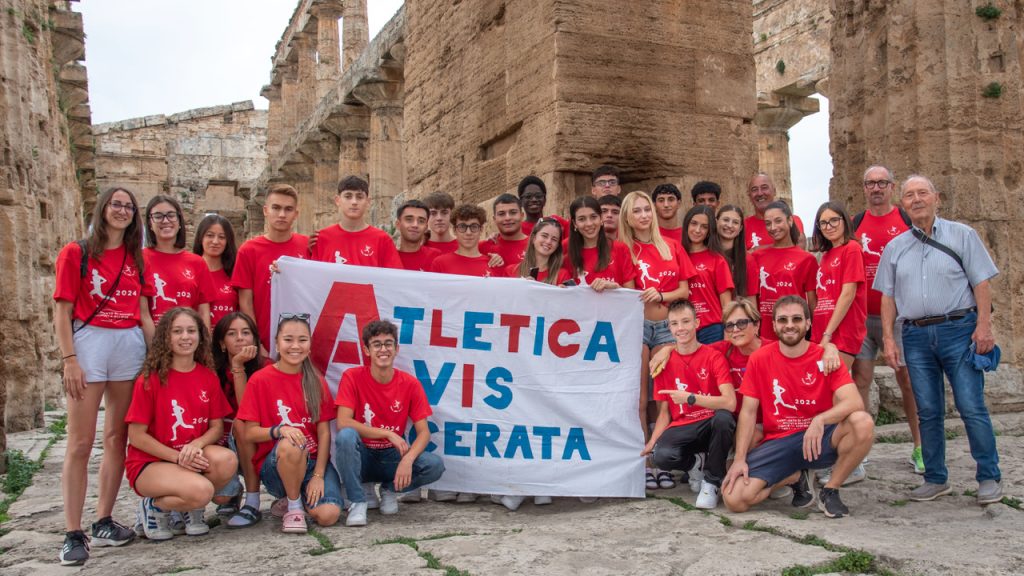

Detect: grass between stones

[372,533,473,575]
[0,414,67,525]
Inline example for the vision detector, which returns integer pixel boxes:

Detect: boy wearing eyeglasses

[333,320,445,526]
[310,175,403,269]
[429,204,506,277]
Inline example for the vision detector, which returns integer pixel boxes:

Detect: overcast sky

[76,1,828,225]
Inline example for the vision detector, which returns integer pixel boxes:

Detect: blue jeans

[259,441,344,509]
[902,312,1000,484]
[333,428,445,503]
[697,323,725,345]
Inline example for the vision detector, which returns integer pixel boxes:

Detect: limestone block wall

[0,0,91,442]
[93,103,268,244]
[830,0,1024,392]
[403,0,758,218]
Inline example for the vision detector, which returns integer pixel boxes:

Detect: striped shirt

[873,217,997,321]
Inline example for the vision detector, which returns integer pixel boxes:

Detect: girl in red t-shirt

[53,187,152,564]
[715,205,751,297]
[211,311,265,527]
[193,214,239,327]
[509,218,571,285]
[811,202,867,368]
[126,307,237,541]
[563,196,637,291]
[747,201,817,341]
[683,206,735,344]
[143,195,216,328]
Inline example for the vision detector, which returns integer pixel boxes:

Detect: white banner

[271,257,645,498]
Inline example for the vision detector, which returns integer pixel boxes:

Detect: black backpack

[852,207,912,232]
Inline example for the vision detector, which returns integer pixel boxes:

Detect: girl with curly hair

[126,307,238,541]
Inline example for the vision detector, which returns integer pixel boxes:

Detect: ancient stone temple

[0,0,94,456]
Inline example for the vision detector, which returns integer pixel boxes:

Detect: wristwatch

[686,393,697,406]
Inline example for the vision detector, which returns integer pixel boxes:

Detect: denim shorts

[213,433,243,498]
[746,424,838,487]
[697,323,725,345]
[259,441,343,510]
[643,318,675,348]
[72,323,146,382]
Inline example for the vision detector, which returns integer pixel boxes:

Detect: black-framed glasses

[455,223,482,233]
[594,178,618,188]
[863,180,892,189]
[368,340,396,351]
[149,211,179,223]
[724,318,755,332]
[818,217,843,230]
[108,201,136,213]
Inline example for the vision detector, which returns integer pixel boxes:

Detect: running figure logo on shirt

[219,284,233,294]
[674,378,689,392]
[577,271,589,287]
[696,263,708,272]
[89,269,113,302]
[830,257,841,268]
[152,273,177,305]
[750,232,763,248]
[199,389,209,403]
[783,262,797,271]
[363,403,376,427]
[697,368,708,380]
[888,226,900,236]
[170,399,195,442]
[801,372,817,386]
[816,269,826,291]
[182,268,195,280]
[861,234,882,257]
[276,399,297,426]
[390,400,402,413]
[122,264,137,278]
[772,379,797,416]
[637,259,660,286]
[360,245,374,257]
[334,251,347,264]
[759,267,777,293]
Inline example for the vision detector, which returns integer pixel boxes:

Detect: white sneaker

[819,463,866,487]
[695,481,720,509]
[346,502,368,527]
[578,497,598,503]
[455,492,479,503]
[380,489,399,515]
[688,455,705,494]
[168,511,186,535]
[534,496,552,506]
[769,485,793,500]
[493,495,524,511]
[430,489,457,502]
[363,483,380,509]
[398,489,422,503]
[140,498,172,541]
[183,509,209,536]
[133,505,146,538]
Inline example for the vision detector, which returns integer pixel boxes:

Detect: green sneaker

[909,446,925,475]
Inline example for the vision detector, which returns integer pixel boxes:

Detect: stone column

[753,94,819,207]
[301,132,341,230]
[830,1,1024,390]
[261,83,283,156]
[279,61,300,140]
[294,33,317,121]
[341,0,369,71]
[352,82,404,227]
[313,5,343,101]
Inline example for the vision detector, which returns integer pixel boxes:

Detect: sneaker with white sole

[168,511,186,535]
[695,481,720,509]
[140,498,173,541]
[909,446,925,475]
[491,495,524,511]
[270,497,288,518]
[59,531,90,566]
[789,469,815,508]
[977,480,1003,505]
[909,482,952,501]
[534,496,552,506]
[430,489,457,502]
[132,506,146,538]
[184,509,209,536]
[91,516,135,547]
[769,485,793,500]
[380,489,399,515]
[363,483,380,509]
[818,487,849,518]
[688,455,704,494]
[456,492,479,503]
[398,489,422,503]
[346,501,368,527]
[819,463,866,487]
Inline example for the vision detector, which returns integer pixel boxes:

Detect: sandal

[645,469,658,490]
[657,470,676,489]
[216,494,241,517]
[226,504,262,529]
[281,510,307,534]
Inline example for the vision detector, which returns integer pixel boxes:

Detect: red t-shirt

[629,239,697,304]
[479,236,529,268]
[231,234,308,348]
[854,208,909,315]
[124,365,232,488]
[504,263,572,284]
[53,242,149,329]
[745,214,805,250]
[812,241,867,354]
[708,340,754,418]
[310,224,402,269]
[652,346,732,428]
[747,246,817,341]
[522,215,569,238]
[425,239,458,254]
[659,226,683,245]
[143,249,217,325]
[687,249,735,326]
[218,356,270,444]
[739,341,853,441]
[430,253,506,277]
[207,267,238,327]
[399,246,442,272]
[335,366,432,449]
[235,364,335,472]
[563,241,638,286]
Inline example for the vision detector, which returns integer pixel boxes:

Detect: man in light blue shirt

[874,175,1001,504]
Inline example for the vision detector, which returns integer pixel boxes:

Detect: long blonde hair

[620,191,672,263]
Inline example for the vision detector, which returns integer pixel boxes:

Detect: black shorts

[746,424,838,487]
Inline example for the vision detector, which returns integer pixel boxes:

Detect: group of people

[53,164,1004,566]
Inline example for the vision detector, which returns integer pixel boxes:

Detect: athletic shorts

[746,424,838,487]
[72,323,146,382]
[855,315,905,366]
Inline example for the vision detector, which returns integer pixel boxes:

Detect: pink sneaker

[281,510,307,534]
[270,498,287,518]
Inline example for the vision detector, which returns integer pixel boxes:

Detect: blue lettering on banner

[483,367,513,409]
[463,311,493,351]
[583,321,619,362]
[414,360,455,405]
[419,421,590,461]
[393,306,424,344]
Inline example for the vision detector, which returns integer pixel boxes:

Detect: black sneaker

[818,486,850,518]
[59,530,90,566]
[789,469,815,508]
[91,516,136,547]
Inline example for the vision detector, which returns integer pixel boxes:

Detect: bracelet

[270,424,280,440]
[62,353,76,360]
[312,472,323,478]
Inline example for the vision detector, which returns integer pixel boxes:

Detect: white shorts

[73,323,146,382]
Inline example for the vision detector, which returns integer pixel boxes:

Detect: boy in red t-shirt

[423,191,458,253]
[643,301,736,509]
[396,199,441,271]
[652,183,684,244]
[430,204,506,277]
[310,175,402,268]
[479,194,529,268]
[722,296,874,518]
[333,320,445,526]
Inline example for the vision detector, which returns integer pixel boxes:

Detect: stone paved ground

[1,412,1021,576]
